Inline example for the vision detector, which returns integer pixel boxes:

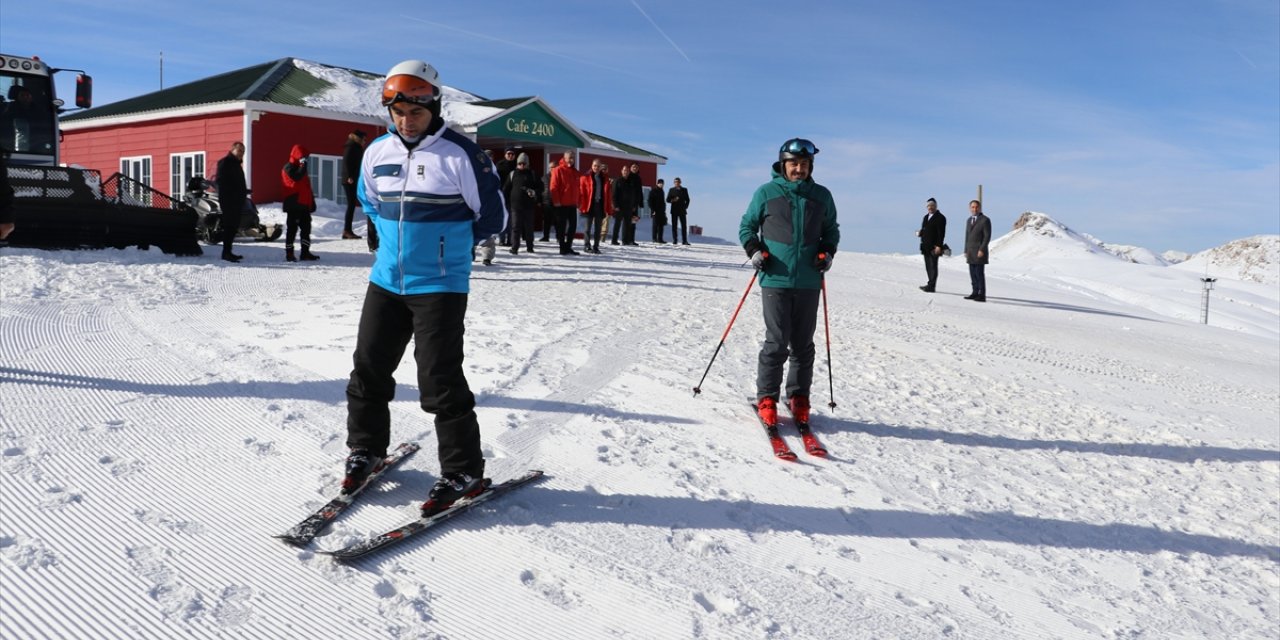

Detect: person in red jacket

[577,159,613,254]
[281,143,319,262]
[548,150,581,255]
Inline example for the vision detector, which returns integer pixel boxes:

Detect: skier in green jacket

[739,138,840,428]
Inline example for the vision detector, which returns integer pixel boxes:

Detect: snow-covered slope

[1172,235,1280,286]
[992,212,1170,265]
[2,215,1277,639]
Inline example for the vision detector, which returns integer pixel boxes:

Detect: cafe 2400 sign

[505,117,556,138]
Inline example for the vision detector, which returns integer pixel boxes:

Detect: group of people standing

[915,197,992,301]
[542,152,692,256]
[214,138,345,263]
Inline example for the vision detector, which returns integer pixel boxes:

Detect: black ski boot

[420,472,487,516]
[341,449,382,494]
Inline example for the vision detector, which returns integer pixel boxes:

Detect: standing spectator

[214,141,247,263]
[505,152,542,254]
[916,197,946,292]
[0,147,14,241]
[539,168,554,242]
[341,130,368,241]
[549,150,581,256]
[964,199,991,302]
[496,148,517,246]
[281,143,319,262]
[739,138,839,429]
[578,159,612,254]
[648,178,667,243]
[667,176,691,245]
[624,163,644,245]
[610,163,641,246]
[343,59,505,515]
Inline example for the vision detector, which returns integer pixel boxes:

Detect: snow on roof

[292,58,503,127]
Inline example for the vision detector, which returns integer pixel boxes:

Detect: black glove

[815,252,834,273]
[750,250,769,270]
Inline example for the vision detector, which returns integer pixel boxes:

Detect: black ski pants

[220,198,243,254]
[285,211,312,251]
[671,211,688,244]
[755,286,821,402]
[551,205,574,253]
[923,251,939,289]
[342,181,359,234]
[346,284,484,478]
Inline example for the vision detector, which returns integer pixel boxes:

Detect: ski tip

[273,534,311,548]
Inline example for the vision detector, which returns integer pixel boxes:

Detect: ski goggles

[779,138,819,156]
[381,75,440,107]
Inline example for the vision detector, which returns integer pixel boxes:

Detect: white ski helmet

[381,59,441,107]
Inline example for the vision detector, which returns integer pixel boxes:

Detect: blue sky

[4,0,1277,253]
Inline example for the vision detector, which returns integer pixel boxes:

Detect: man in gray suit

[964,199,991,302]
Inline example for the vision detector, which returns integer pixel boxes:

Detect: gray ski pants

[755,286,821,402]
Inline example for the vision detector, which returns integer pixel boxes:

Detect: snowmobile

[183,177,282,244]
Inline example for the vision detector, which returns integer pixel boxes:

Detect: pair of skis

[751,403,828,461]
[275,442,543,560]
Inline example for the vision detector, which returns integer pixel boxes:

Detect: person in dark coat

[214,142,247,262]
[495,148,517,246]
[963,199,992,302]
[341,130,367,241]
[648,178,667,243]
[610,163,642,246]
[666,177,691,245]
[504,152,543,254]
[916,197,947,292]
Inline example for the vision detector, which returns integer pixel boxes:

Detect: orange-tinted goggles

[381,75,439,107]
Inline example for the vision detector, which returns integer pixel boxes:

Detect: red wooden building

[60,58,666,213]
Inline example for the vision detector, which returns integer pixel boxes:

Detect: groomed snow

[2,206,1277,639]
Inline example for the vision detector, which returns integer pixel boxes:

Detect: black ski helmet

[778,138,819,163]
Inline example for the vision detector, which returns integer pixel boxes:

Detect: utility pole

[977,184,983,207]
[160,51,164,90]
[1200,277,1217,324]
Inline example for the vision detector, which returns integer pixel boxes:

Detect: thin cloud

[629,0,691,62]
[398,14,637,77]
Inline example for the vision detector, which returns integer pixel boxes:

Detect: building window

[119,156,152,206]
[169,152,206,201]
[306,154,344,206]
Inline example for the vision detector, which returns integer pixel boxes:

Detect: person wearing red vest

[281,143,318,262]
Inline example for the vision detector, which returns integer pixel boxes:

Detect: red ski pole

[693,257,764,397]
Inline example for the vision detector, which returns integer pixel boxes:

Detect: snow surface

[2,206,1278,639]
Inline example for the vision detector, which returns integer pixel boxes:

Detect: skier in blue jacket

[342,59,506,516]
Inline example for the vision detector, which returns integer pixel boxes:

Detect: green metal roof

[585,130,666,161]
[471,97,534,109]
[63,59,290,121]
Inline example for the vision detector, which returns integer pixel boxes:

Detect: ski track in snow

[1,238,1277,639]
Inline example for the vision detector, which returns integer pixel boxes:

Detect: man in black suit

[916,197,946,292]
[964,199,992,302]
[215,142,247,262]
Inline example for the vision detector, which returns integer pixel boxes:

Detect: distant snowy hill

[1172,235,1280,286]
[991,212,1169,265]
[989,213,1280,286]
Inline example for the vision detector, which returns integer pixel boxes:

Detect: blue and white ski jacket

[358,125,506,295]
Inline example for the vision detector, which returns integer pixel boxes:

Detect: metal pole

[820,271,837,410]
[1200,278,1216,324]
